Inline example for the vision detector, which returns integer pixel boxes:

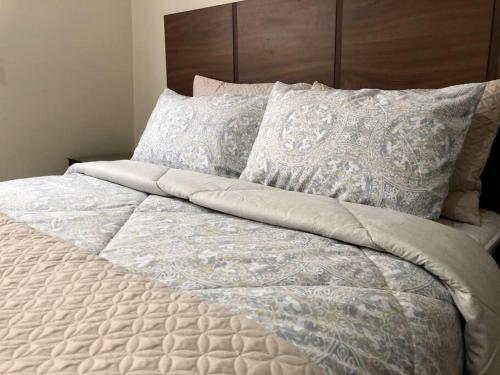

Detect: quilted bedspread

[0,160,498,375]
[0,214,319,375]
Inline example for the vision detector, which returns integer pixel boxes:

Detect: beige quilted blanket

[1,160,499,374]
[0,214,321,375]
[68,161,500,375]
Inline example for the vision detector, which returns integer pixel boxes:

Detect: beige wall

[0,0,134,181]
[0,0,244,180]
[131,0,243,141]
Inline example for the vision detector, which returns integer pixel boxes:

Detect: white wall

[131,0,243,140]
[0,0,134,181]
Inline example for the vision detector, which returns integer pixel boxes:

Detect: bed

[439,211,500,255]
[1,1,499,375]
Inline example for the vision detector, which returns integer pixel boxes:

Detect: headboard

[164,0,500,214]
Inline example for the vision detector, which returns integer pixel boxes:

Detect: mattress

[439,210,500,254]
[0,160,498,375]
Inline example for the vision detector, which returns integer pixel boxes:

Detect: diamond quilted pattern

[0,214,321,375]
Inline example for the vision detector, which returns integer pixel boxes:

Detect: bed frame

[164,0,500,214]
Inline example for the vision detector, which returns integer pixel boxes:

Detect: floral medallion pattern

[0,174,146,253]
[241,82,485,218]
[0,175,465,374]
[101,195,463,375]
[133,89,268,177]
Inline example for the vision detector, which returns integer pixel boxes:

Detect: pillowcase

[441,81,500,224]
[193,75,312,97]
[313,81,500,225]
[241,82,485,219]
[133,89,268,178]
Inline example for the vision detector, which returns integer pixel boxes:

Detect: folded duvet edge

[68,160,500,375]
[67,160,170,196]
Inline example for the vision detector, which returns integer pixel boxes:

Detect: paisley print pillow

[241,82,485,219]
[133,89,268,177]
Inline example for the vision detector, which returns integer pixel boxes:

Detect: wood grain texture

[165,5,234,96]
[163,0,499,213]
[236,0,336,86]
[483,0,500,214]
[487,0,500,79]
[339,0,494,89]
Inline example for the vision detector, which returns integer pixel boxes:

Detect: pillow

[241,82,485,219]
[441,81,500,224]
[193,75,312,97]
[313,81,500,225]
[133,89,268,178]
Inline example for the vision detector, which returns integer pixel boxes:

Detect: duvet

[0,160,498,375]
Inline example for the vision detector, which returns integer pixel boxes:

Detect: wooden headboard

[164,0,500,214]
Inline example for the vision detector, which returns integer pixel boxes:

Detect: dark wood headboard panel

[236,0,336,86]
[165,5,234,96]
[165,0,500,214]
[338,0,493,89]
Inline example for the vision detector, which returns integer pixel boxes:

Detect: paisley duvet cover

[0,160,498,375]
